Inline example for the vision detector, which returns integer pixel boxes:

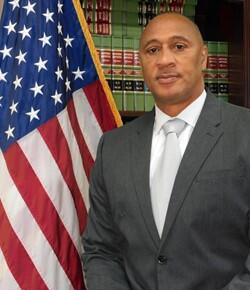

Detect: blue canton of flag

[0,0,97,152]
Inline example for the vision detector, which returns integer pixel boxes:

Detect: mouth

[156,73,180,84]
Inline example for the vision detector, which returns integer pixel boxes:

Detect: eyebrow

[142,35,191,49]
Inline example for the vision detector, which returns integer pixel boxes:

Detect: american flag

[0,0,122,289]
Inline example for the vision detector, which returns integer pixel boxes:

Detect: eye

[174,43,186,51]
[146,47,160,54]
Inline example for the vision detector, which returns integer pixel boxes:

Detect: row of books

[137,0,198,26]
[82,0,198,36]
[204,41,229,102]
[82,0,112,35]
[93,36,229,112]
[108,80,155,112]
[93,35,152,111]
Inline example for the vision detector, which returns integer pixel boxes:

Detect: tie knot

[162,118,186,136]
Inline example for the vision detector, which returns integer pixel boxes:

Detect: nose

[156,48,175,67]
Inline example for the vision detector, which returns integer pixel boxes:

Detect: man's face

[139,14,208,112]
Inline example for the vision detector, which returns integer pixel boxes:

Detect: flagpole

[0,0,3,20]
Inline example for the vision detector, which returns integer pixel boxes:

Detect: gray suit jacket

[83,92,250,290]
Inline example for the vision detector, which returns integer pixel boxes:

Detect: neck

[156,89,204,116]
[156,98,197,116]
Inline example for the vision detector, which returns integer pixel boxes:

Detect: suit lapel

[131,110,161,248]
[160,93,224,245]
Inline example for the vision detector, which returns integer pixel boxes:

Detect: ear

[201,45,208,70]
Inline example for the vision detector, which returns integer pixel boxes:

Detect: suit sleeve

[82,135,132,290]
[222,255,250,289]
[222,215,250,290]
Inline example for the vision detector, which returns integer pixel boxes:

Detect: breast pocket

[195,169,235,182]
[183,169,245,232]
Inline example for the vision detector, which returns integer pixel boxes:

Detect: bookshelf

[195,0,250,108]
[245,0,250,108]
[82,0,250,120]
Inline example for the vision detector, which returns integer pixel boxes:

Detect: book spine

[123,37,135,111]
[133,38,144,111]
[86,0,95,33]
[111,36,124,110]
[217,41,229,102]
[204,41,218,96]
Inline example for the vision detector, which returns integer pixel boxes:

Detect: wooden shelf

[119,111,146,117]
[119,111,146,123]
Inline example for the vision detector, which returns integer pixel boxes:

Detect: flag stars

[30,82,44,97]
[34,57,48,72]
[39,33,52,47]
[43,8,54,23]
[9,0,19,11]
[15,50,27,65]
[0,96,3,108]
[23,0,36,15]
[5,125,15,140]
[13,75,23,89]
[26,107,40,122]
[0,69,8,82]
[18,25,32,40]
[51,90,62,105]
[58,1,63,13]
[64,34,74,48]
[57,43,63,57]
[0,45,13,60]
[66,57,69,69]
[72,67,85,80]
[9,100,18,114]
[55,66,63,81]
[57,23,63,35]
[65,77,71,92]
[4,20,16,35]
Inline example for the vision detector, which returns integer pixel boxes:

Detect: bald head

[140,13,204,50]
[138,12,208,116]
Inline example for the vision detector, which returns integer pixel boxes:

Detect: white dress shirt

[149,90,207,221]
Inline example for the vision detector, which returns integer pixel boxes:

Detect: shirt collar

[154,89,207,134]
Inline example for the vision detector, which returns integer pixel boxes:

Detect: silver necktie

[151,118,186,237]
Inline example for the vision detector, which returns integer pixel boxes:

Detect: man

[83,13,250,290]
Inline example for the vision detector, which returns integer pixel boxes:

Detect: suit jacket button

[158,255,168,264]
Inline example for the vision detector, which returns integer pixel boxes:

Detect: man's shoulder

[206,91,250,122]
[103,110,154,139]
[220,98,250,120]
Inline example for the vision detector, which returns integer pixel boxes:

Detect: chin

[156,91,182,103]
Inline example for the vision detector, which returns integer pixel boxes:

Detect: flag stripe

[0,151,74,290]
[57,107,90,211]
[18,130,81,251]
[39,116,87,234]
[73,88,103,160]
[0,201,48,290]
[67,97,94,180]
[4,143,84,290]
[83,80,119,132]
[0,248,21,290]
